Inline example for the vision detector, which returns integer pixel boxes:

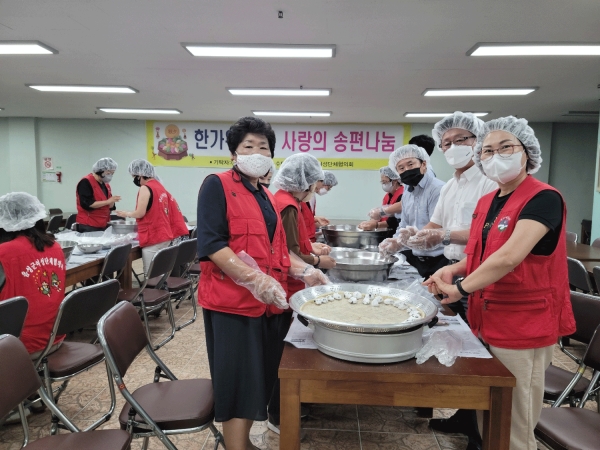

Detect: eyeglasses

[440,135,476,150]
[480,144,523,160]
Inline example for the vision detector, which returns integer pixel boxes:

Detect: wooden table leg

[482,386,512,450]
[280,378,300,450]
[119,254,134,289]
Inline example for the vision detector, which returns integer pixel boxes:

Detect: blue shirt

[395,170,446,257]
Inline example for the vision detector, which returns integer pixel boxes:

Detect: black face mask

[260,183,270,188]
[133,176,142,187]
[399,167,424,187]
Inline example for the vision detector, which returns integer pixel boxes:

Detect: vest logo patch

[498,216,510,232]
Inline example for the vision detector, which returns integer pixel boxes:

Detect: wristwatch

[455,277,470,297]
[442,229,452,246]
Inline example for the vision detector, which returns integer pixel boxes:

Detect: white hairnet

[272,153,324,192]
[474,116,542,175]
[379,166,400,180]
[0,192,47,232]
[323,171,338,187]
[92,157,118,173]
[128,159,156,178]
[432,111,485,150]
[389,144,430,174]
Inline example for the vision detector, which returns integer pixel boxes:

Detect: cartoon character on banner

[157,124,189,161]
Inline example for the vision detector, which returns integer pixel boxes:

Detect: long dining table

[566,241,600,262]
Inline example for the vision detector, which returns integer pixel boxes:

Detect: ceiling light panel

[0,41,58,55]
[183,44,335,58]
[253,111,331,117]
[404,112,489,118]
[28,85,137,93]
[424,88,537,96]
[228,88,331,96]
[469,43,600,56]
[97,108,181,114]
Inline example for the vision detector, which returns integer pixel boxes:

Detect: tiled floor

[0,274,597,449]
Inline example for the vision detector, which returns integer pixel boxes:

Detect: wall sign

[42,157,53,170]
[146,121,411,170]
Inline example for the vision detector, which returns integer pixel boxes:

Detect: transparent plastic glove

[311,242,331,255]
[416,331,462,367]
[368,205,388,220]
[288,252,331,287]
[231,252,288,309]
[379,238,402,258]
[407,229,444,251]
[397,226,418,246]
[358,220,378,231]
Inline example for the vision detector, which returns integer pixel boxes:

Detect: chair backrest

[593,267,600,296]
[592,238,600,249]
[0,297,28,337]
[48,208,63,215]
[46,215,63,233]
[98,301,148,377]
[183,216,188,223]
[0,335,41,420]
[54,279,120,336]
[171,239,197,277]
[569,291,600,344]
[565,230,578,243]
[98,243,132,281]
[567,257,594,293]
[147,245,179,280]
[582,324,600,371]
[190,226,197,240]
[65,214,77,231]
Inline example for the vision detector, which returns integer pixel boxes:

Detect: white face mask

[317,187,328,196]
[235,153,273,178]
[381,182,393,193]
[481,152,525,184]
[101,173,113,183]
[444,144,473,169]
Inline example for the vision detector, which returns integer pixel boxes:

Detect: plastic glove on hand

[358,220,378,231]
[238,269,288,310]
[368,206,385,220]
[379,238,401,258]
[407,229,444,251]
[301,266,331,287]
[397,226,418,246]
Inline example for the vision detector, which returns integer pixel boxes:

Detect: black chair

[535,324,600,449]
[182,215,189,223]
[0,334,132,449]
[96,243,132,283]
[34,279,121,434]
[544,291,600,407]
[566,230,578,243]
[146,239,198,331]
[0,296,28,337]
[64,214,77,231]
[48,208,63,215]
[117,245,178,349]
[567,257,594,293]
[97,301,224,450]
[190,226,198,239]
[46,215,63,234]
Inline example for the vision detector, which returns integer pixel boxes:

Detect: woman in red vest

[115,159,173,275]
[168,193,189,245]
[426,116,576,450]
[300,170,338,242]
[196,117,328,450]
[0,192,66,359]
[359,166,403,234]
[75,157,121,232]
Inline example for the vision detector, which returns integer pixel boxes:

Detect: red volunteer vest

[0,237,66,353]
[168,194,188,239]
[465,176,576,349]
[300,202,317,242]
[136,179,174,247]
[275,190,314,298]
[76,173,112,228]
[381,186,403,220]
[199,170,291,317]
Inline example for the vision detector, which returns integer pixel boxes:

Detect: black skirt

[203,308,289,422]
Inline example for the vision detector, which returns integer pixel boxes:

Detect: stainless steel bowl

[328,249,397,282]
[109,220,138,234]
[321,225,390,249]
[77,243,102,254]
[57,240,77,263]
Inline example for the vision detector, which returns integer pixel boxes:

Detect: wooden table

[581,260,600,275]
[566,241,600,262]
[279,345,516,450]
[65,246,142,288]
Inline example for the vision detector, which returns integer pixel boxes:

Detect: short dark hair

[226,117,276,157]
[0,219,56,252]
[408,135,435,156]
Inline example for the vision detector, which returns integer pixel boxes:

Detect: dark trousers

[267,311,294,419]
[75,224,106,233]
[401,250,449,279]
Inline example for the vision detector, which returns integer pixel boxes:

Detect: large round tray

[321,225,389,249]
[289,283,438,334]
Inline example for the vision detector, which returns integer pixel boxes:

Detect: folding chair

[0,334,132,449]
[98,301,224,450]
[565,230,578,243]
[96,243,132,282]
[567,257,594,293]
[535,324,600,449]
[593,267,600,296]
[0,296,28,337]
[34,279,121,434]
[146,239,198,331]
[544,291,600,407]
[117,245,178,350]
[49,208,63,215]
[46,215,63,234]
[64,214,77,232]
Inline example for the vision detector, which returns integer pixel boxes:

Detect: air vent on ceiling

[562,111,599,117]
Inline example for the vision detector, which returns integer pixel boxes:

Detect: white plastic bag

[416,330,462,367]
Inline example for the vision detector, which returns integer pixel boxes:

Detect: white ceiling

[0,0,599,123]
